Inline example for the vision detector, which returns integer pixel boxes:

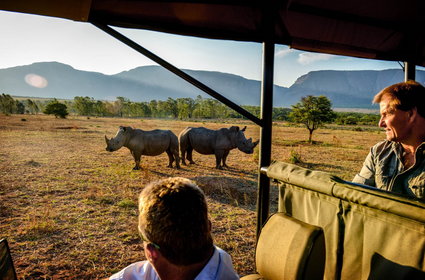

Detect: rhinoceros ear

[241,126,247,132]
[119,126,127,132]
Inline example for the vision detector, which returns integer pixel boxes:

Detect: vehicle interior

[1,1,425,279]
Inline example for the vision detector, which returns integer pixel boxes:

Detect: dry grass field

[0,114,384,279]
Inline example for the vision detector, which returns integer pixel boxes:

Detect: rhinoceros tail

[178,127,193,165]
[178,128,190,149]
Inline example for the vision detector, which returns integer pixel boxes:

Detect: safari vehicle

[1,1,424,279]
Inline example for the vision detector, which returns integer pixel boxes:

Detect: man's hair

[138,177,213,266]
[373,80,425,118]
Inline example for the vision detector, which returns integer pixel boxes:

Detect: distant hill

[0,62,276,106]
[286,69,425,108]
[1,62,424,108]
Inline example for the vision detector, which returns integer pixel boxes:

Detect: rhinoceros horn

[253,139,259,147]
[104,135,110,144]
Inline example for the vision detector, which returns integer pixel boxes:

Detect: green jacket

[353,140,425,200]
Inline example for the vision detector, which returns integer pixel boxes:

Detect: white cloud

[275,48,294,58]
[298,53,333,65]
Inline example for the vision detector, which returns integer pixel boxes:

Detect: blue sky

[0,10,420,87]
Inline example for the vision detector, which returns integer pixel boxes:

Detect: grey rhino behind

[179,126,259,169]
[105,126,180,170]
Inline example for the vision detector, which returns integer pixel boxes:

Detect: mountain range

[1,62,424,108]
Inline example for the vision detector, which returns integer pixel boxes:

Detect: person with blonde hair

[109,177,239,280]
[353,80,425,200]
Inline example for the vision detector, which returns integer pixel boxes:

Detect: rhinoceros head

[105,126,129,152]
[233,126,259,154]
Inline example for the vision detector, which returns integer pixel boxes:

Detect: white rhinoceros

[105,126,180,170]
[178,126,259,169]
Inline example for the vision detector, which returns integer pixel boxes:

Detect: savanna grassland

[0,114,384,279]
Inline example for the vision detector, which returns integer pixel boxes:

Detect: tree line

[0,94,40,115]
[0,94,291,121]
[70,95,293,121]
[0,93,379,126]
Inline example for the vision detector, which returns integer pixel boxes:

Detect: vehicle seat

[241,213,326,280]
[0,238,18,280]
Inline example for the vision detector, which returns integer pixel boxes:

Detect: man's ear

[145,243,160,262]
[408,108,418,121]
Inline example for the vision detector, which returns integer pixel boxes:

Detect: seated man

[353,80,425,201]
[109,177,239,280]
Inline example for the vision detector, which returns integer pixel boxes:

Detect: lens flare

[25,73,48,88]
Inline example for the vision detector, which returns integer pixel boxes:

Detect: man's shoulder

[371,140,398,154]
[109,261,158,280]
[195,246,239,280]
[215,247,239,280]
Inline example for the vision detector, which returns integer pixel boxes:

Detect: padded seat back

[242,213,326,280]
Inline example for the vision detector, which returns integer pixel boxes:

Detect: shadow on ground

[191,175,279,212]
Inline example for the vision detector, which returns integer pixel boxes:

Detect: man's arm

[353,150,377,188]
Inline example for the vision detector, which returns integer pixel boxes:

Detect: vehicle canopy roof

[1,0,425,66]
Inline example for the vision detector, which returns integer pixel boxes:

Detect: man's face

[379,95,411,142]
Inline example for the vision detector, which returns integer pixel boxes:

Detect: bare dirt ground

[0,114,383,279]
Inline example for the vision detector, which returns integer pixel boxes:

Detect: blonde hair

[138,177,213,265]
[373,80,425,117]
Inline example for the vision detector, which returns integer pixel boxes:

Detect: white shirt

[109,246,239,280]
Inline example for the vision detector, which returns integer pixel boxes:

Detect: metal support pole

[256,41,274,238]
[404,61,416,81]
[90,20,262,126]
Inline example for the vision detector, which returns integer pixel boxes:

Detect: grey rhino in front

[179,126,259,169]
[105,126,180,170]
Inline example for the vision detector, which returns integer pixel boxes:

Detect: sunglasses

[138,229,161,250]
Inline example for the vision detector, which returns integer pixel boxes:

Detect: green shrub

[43,99,69,118]
[117,199,137,209]
[252,146,259,162]
[289,150,302,164]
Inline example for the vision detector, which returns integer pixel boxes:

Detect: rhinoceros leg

[180,145,188,166]
[172,149,181,169]
[186,147,196,164]
[215,150,225,169]
[165,150,175,168]
[222,151,230,168]
[181,149,187,165]
[131,151,141,170]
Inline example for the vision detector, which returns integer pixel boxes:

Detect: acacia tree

[43,99,69,118]
[289,95,336,143]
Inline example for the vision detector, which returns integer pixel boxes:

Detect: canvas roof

[2,0,425,67]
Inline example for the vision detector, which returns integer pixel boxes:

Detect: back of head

[138,177,213,266]
[373,80,425,118]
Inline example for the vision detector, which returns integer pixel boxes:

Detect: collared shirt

[109,246,240,280]
[353,140,425,200]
